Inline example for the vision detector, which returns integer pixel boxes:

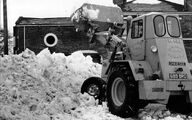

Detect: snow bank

[0,48,122,120]
[81,5,100,20]
[71,4,100,23]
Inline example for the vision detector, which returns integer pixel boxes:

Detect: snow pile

[8,37,14,54]
[0,48,123,120]
[71,4,100,23]
[81,5,99,20]
[138,104,192,120]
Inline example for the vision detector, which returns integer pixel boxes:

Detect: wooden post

[0,0,1,29]
[3,0,8,55]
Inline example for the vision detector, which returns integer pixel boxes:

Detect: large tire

[107,71,139,117]
[81,77,106,102]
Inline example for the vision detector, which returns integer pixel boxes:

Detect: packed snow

[0,48,191,120]
[0,48,120,120]
[81,5,99,20]
[71,4,100,23]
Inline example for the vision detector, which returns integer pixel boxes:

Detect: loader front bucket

[71,3,124,32]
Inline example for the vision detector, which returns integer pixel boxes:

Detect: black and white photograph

[1,0,192,120]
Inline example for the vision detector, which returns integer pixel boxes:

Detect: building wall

[14,25,89,55]
[122,2,183,12]
[180,15,192,38]
[185,0,192,11]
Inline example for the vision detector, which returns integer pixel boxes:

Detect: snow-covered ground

[0,48,191,120]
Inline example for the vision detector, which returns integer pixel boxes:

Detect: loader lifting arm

[92,26,126,62]
[70,3,125,52]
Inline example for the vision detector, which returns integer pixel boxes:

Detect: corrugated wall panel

[15,25,89,55]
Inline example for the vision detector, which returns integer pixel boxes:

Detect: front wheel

[87,83,100,98]
[107,71,138,117]
[81,77,106,103]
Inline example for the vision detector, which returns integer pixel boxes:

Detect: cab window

[166,16,180,37]
[131,20,143,39]
[154,15,165,37]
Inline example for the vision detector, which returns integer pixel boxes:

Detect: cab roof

[136,12,178,19]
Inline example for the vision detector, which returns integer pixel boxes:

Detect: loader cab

[127,12,182,61]
[126,13,186,77]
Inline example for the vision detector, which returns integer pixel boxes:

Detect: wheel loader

[71,3,192,117]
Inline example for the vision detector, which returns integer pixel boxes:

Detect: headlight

[151,46,158,53]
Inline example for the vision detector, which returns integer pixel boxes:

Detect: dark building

[122,0,184,12]
[13,17,89,55]
[113,0,189,12]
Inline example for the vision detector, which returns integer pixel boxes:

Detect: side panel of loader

[104,60,153,81]
[156,38,192,94]
[106,60,168,101]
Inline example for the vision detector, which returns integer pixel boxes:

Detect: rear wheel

[107,71,139,117]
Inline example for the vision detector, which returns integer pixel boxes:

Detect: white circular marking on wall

[44,33,58,47]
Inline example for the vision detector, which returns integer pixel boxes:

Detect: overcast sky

[0,0,184,33]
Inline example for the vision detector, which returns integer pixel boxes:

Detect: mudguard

[106,60,153,81]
